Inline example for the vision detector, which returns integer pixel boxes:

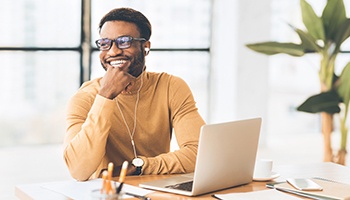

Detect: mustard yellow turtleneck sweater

[63,71,206,181]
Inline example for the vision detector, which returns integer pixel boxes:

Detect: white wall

[210,0,271,144]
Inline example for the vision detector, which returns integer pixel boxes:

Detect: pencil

[105,162,114,194]
[119,161,128,182]
[100,170,108,193]
[105,179,112,194]
[117,161,129,194]
[107,162,114,180]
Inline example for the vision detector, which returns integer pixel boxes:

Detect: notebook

[139,117,262,196]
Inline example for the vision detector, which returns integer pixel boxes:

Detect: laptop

[139,117,262,196]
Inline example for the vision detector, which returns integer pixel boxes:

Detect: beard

[127,50,146,77]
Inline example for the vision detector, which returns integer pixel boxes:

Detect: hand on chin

[121,81,134,94]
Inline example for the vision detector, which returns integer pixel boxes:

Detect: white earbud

[145,48,150,55]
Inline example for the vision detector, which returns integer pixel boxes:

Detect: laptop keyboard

[165,181,193,191]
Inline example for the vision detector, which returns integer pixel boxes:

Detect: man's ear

[144,41,151,55]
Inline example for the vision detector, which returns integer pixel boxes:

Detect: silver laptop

[139,117,262,196]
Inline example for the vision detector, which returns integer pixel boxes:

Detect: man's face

[98,21,147,77]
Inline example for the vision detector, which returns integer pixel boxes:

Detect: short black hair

[98,7,152,41]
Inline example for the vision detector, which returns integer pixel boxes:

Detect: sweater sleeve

[141,76,206,174]
[63,93,115,181]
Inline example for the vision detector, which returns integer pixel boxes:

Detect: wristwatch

[132,157,144,175]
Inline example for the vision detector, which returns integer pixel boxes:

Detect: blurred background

[1,0,350,199]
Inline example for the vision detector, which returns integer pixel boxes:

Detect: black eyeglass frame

[95,36,146,51]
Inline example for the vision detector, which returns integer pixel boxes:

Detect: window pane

[0,0,81,47]
[0,52,80,146]
[91,51,210,119]
[91,0,211,49]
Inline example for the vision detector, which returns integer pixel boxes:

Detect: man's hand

[98,62,135,99]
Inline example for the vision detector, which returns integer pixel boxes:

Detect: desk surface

[15,162,350,200]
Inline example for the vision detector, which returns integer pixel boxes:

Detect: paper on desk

[213,189,301,200]
[41,179,153,200]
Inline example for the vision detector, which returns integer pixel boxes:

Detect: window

[0,0,81,146]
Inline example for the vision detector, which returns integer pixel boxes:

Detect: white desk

[15,162,350,200]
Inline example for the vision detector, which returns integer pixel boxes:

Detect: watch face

[132,157,144,167]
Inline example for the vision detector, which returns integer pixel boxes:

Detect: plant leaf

[322,0,347,41]
[336,62,350,106]
[297,90,341,114]
[334,19,350,47]
[300,0,325,41]
[293,26,321,52]
[246,42,305,56]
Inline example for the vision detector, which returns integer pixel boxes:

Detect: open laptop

[139,117,262,196]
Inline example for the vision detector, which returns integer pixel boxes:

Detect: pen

[116,161,128,194]
[125,192,151,200]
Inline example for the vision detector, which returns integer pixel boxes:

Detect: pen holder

[90,189,123,200]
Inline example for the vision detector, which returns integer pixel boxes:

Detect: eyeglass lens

[96,36,145,50]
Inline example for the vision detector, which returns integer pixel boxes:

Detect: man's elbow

[63,155,92,181]
[67,165,95,181]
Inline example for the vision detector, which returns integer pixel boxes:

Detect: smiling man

[63,8,206,181]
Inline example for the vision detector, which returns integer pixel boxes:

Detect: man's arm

[63,92,115,181]
[64,63,135,181]
[141,76,206,174]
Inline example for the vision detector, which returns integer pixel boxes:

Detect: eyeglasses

[95,36,146,51]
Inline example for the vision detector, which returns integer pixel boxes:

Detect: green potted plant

[246,0,350,164]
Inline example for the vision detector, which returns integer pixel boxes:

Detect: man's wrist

[131,157,144,176]
[98,90,116,100]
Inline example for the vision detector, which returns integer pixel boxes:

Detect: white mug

[253,159,273,178]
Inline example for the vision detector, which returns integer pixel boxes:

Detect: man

[63,7,205,181]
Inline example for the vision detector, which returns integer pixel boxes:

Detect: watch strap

[133,166,142,176]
